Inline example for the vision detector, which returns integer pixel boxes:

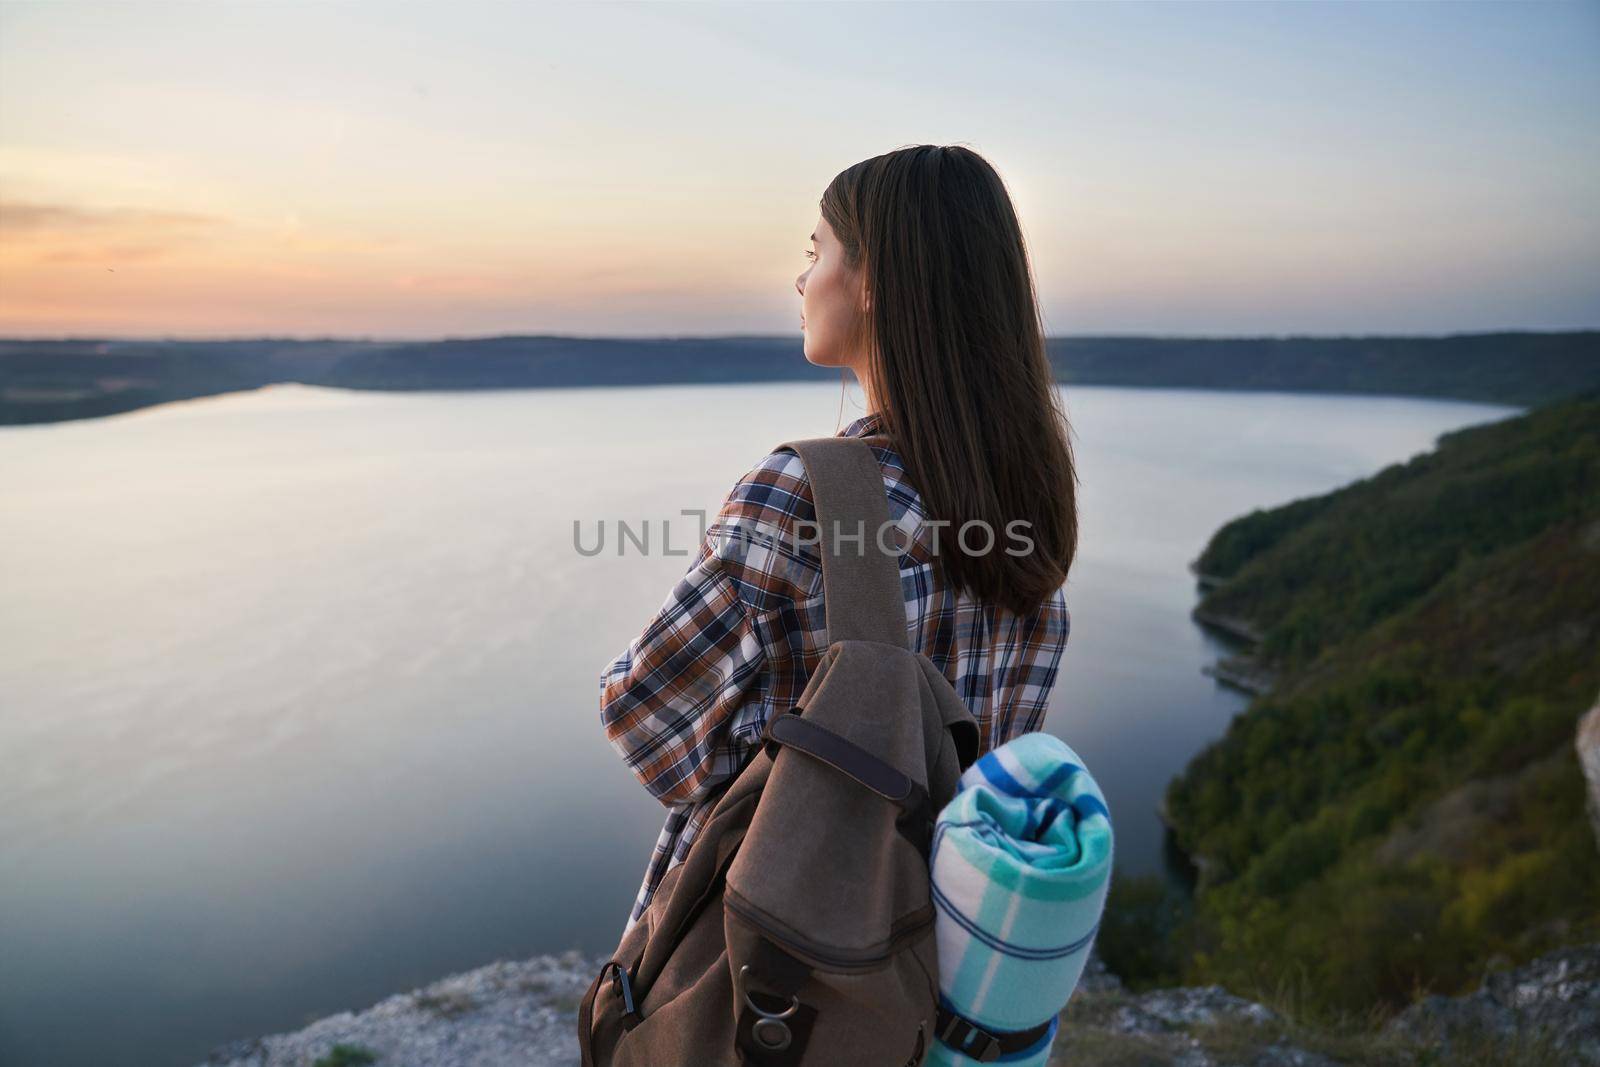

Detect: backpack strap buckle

[934,1004,1055,1063]
[935,1007,1002,1062]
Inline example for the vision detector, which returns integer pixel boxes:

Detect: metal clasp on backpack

[736,963,800,1052]
[598,960,642,1028]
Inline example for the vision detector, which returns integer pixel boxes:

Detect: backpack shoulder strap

[775,434,907,649]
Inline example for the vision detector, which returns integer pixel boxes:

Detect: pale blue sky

[1,0,1596,338]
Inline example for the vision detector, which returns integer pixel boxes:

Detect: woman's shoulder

[707,432,920,598]
[724,436,928,566]
[717,437,919,534]
[715,446,819,533]
[702,445,825,610]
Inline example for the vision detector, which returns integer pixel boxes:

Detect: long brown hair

[821,144,1078,615]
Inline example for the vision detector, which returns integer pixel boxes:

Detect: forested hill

[2,330,1596,425]
[1047,330,1597,405]
[1156,391,1600,1017]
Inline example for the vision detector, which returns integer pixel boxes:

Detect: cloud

[0,199,225,237]
[0,198,232,267]
[35,242,174,264]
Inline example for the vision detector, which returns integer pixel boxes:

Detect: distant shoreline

[2,330,1594,426]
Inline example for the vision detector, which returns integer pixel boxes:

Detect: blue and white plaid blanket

[925,732,1113,1066]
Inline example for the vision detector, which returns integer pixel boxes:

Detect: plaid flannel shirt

[599,411,1072,933]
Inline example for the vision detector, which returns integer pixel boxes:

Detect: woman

[599,144,1079,936]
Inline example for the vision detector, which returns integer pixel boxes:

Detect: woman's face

[795,215,868,371]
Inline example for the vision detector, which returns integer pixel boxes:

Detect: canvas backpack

[577,433,983,1067]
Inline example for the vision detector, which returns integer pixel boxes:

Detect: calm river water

[0,381,1514,1065]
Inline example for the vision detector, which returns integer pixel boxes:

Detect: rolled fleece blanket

[925,731,1113,1066]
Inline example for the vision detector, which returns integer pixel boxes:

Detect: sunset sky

[1,0,1596,340]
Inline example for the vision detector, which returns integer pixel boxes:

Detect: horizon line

[2,327,1596,345]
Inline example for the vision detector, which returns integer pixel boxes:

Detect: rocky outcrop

[199,951,597,1067]
[1190,607,1265,645]
[1051,953,1336,1066]
[1060,943,1600,1066]
[1200,654,1276,696]
[200,943,1600,1066]
[1191,604,1275,696]
[1578,690,1600,854]
[1383,942,1600,1065]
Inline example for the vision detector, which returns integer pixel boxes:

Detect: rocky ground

[1053,943,1599,1066]
[198,951,596,1067]
[199,942,1600,1067]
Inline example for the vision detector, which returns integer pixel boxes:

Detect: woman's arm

[598,446,820,808]
[598,531,768,808]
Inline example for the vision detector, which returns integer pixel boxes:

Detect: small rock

[1134,984,1280,1029]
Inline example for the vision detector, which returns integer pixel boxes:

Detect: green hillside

[1144,392,1600,1021]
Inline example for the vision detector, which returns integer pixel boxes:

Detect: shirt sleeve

[597,462,792,810]
[990,583,1072,745]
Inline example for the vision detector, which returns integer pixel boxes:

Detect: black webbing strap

[763,712,915,804]
[933,1005,1053,1063]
